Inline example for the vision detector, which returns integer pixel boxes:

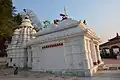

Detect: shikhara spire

[20,9,42,29]
[116,32,119,37]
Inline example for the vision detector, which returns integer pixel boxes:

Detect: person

[13,64,18,75]
[6,63,8,68]
[14,67,18,75]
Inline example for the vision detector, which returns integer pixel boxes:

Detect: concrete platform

[0,68,120,80]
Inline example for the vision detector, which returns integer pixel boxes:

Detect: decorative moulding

[27,31,85,46]
[35,19,80,36]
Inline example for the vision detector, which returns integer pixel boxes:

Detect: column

[36,45,40,70]
[84,39,92,69]
[27,47,32,68]
[31,46,36,70]
[83,39,93,76]
[96,44,102,64]
[90,41,98,65]
[87,40,93,68]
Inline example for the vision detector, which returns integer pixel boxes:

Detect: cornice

[27,31,85,47]
[35,19,80,36]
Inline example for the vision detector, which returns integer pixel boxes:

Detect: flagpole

[64,6,67,16]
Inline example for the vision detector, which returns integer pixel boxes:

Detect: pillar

[83,39,94,76]
[31,46,36,69]
[35,45,40,70]
[27,47,32,68]
[96,44,102,64]
[86,40,93,68]
[90,41,98,65]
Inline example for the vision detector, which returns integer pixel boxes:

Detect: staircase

[98,64,120,71]
[0,57,7,70]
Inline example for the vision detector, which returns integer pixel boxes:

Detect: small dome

[25,17,28,19]
[20,16,34,28]
[24,15,30,19]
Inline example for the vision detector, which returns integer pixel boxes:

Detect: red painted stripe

[42,43,63,49]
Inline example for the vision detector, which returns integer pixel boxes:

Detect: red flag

[54,19,60,24]
[62,17,67,20]
[54,20,57,24]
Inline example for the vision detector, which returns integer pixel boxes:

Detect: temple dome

[20,16,34,28]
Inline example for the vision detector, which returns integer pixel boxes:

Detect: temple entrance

[24,48,28,68]
[101,48,111,58]
[27,47,32,68]
[110,46,120,58]
[111,46,120,54]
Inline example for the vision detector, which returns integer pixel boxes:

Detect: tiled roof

[100,33,120,47]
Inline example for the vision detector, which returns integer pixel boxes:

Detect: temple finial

[83,20,87,25]
[64,6,67,16]
[116,32,119,37]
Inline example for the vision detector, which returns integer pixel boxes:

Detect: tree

[13,13,22,25]
[0,0,14,39]
[0,0,22,39]
[0,0,22,57]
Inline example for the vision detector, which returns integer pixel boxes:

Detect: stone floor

[0,59,120,80]
[0,68,120,80]
[0,77,120,80]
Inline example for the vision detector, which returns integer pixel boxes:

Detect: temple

[100,33,120,59]
[7,16,36,67]
[7,13,103,76]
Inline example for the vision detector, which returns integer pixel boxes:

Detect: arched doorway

[110,46,120,58]
[101,47,110,58]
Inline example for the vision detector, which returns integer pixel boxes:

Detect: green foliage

[13,13,22,25]
[0,0,22,39]
[0,0,22,57]
[0,0,13,38]
[0,0,13,19]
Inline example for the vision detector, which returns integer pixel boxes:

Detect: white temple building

[7,14,103,76]
[7,16,36,67]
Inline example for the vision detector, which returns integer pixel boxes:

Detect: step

[98,64,120,71]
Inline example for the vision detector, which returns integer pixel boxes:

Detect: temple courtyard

[0,56,120,80]
[0,63,120,80]
[4,8,120,80]
[0,59,120,80]
[0,70,120,80]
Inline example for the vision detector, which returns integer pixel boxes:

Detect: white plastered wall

[31,34,89,73]
[31,40,67,71]
[64,36,85,70]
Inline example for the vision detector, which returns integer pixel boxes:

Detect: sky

[13,0,120,43]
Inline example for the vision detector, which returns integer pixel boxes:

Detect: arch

[102,47,110,54]
[111,45,120,48]
[110,45,120,58]
[111,45,120,54]
[100,47,111,58]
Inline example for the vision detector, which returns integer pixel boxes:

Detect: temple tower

[7,16,36,67]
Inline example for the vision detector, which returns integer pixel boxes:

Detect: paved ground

[0,77,120,80]
[0,59,120,80]
[0,68,120,80]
